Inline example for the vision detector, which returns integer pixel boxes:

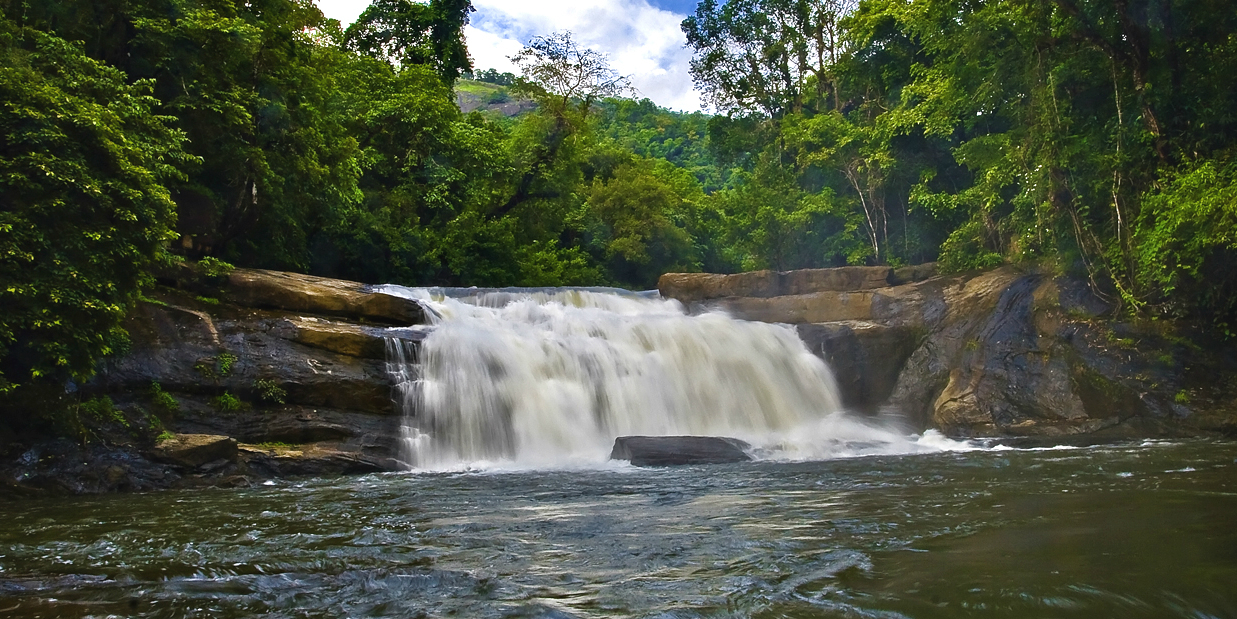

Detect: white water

[380,286,975,470]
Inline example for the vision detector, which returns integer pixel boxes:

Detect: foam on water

[379,285,977,470]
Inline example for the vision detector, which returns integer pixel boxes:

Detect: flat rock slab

[151,434,238,469]
[610,436,752,466]
[227,269,426,325]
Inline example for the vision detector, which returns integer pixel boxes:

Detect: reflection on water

[0,440,1234,618]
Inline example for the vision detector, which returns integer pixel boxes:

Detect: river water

[2,289,1235,617]
[1,441,1235,618]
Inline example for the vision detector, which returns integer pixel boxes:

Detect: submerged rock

[610,436,752,466]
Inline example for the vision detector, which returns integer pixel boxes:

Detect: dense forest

[2,0,1236,420]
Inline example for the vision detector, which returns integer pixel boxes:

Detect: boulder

[890,262,939,285]
[151,434,237,469]
[610,436,752,466]
[99,299,406,415]
[226,268,426,325]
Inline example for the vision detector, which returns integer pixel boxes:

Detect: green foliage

[212,391,245,412]
[937,219,1004,274]
[682,0,853,117]
[470,68,516,86]
[194,352,237,380]
[79,396,128,428]
[149,381,179,413]
[345,0,473,83]
[0,22,186,396]
[217,352,237,376]
[253,378,286,405]
[1129,157,1237,320]
[581,159,701,288]
[156,430,176,442]
[255,441,295,450]
[197,257,234,278]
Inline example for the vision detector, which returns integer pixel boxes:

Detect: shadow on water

[0,440,1235,618]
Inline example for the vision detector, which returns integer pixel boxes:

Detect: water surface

[2,440,1234,618]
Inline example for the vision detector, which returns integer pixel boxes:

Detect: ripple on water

[0,441,1235,618]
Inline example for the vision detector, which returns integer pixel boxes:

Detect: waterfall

[380,286,950,470]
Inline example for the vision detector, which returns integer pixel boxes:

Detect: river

[0,441,1234,617]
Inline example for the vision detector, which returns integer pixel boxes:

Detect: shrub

[212,392,245,412]
[149,382,179,413]
[197,257,235,279]
[254,378,287,405]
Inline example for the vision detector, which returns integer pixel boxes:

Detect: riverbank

[1,266,428,496]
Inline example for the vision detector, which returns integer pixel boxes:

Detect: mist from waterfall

[380,286,971,470]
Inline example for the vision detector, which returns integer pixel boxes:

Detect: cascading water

[380,286,961,470]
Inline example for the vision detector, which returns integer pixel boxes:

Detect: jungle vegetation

[2,0,1235,421]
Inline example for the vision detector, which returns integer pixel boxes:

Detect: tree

[345,0,474,84]
[0,24,187,402]
[682,0,857,116]
[489,32,632,223]
[510,32,632,118]
[582,158,701,288]
[127,0,366,270]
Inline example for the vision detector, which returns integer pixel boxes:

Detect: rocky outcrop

[659,265,934,304]
[610,436,752,466]
[150,434,237,469]
[794,321,921,414]
[226,268,426,325]
[0,265,433,495]
[660,265,1237,439]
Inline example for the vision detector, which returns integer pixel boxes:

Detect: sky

[314,0,704,111]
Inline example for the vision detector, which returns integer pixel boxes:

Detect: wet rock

[98,301,399,416]
[226,268,426,325]
[239,443,400,476]
[277,316,392,359]
[609,436,752,466]
[796,321,921,414]
[150,434,238,469]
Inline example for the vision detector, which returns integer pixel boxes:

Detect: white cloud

[468,0,700,111]
[315,0,369,26]
[462,25,523,74]
[315,0,702,112]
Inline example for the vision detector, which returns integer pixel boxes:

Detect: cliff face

[661,266,1237,439]
[2,268,428,495]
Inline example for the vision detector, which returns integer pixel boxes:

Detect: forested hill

[2,0,1236,426]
